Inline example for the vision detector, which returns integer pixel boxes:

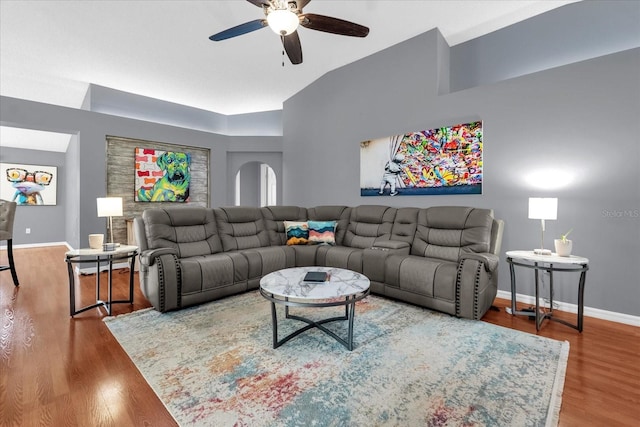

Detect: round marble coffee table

[259,266,370,351]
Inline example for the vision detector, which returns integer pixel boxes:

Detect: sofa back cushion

[343,205,397,249]
[411,207,494,261]
[261,205,308,245]
[142,207,222,257]
[214,207,271,251]
[307,206,351,246]
[391,207,419,244]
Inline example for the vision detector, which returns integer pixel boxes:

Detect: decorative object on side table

[554,229,573,257]
[88,233,104,249]
[528,197,557,255]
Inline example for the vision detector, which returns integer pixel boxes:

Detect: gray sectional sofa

[134,205,504,320]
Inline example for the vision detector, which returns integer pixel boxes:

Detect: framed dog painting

[0,162,57,205]
[135,147,191,202]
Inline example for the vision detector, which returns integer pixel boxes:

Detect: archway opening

[234,162,277,207]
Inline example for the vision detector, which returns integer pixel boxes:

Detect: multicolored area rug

[104,292,568,426]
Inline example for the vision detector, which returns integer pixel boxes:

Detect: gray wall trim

[87,84,283,136]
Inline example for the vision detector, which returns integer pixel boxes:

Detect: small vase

[554,239,573,257]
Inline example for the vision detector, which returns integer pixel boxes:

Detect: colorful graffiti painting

[135,147,191,202]
[0,162,57,205]
[360,122,482,196]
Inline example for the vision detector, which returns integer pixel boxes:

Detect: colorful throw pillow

[284,221,309,245]
[308,220,337,245]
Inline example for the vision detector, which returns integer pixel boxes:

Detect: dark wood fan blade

[246,0,271,7]
[300,13,369,37]
[282,32,303,64]
[209,19,267,41]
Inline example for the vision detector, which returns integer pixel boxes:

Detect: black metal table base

[507,257,588,332]
[66,251,137,317]
[261,289,369,351]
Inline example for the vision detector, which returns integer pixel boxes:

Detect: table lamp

[97,197,123,245]
[528,197,557,255]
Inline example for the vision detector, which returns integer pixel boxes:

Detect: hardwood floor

[1,246,638,426]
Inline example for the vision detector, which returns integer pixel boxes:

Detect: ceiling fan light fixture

[267,9,299,36]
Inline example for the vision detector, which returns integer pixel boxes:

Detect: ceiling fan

[209,0,370,65]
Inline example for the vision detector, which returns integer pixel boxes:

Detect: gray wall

[0,98,282,249]
[451,0,640,92]
[282,35,640,314]
[238,162,262,207]
[0,146,67,244]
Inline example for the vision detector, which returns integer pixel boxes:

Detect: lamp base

[533,248,552,255]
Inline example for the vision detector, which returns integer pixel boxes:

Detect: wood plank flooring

[1,246,638,426]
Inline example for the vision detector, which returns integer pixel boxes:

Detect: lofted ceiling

[1,0,577,118]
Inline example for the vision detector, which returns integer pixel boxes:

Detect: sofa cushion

[291,245,319,267]
[214,207,271,251]
[283,221,309,245]
[142,207,222,257]
[261,205,308,245]
[308,220,336,245]
[315,245,364,273]
[391,207,419,244]
[384,254,457,301]
[179,252,249,295]
[343,205,396,249]
[241,246,296,281]
[411,207,494,262]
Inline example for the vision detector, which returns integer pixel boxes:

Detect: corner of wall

[436,29,451,96]
[80,84,92,111]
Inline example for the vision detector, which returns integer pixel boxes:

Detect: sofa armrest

[456,253,500,320]
[140,248,179,267]
[460,252,499,272]
[138,249,181,312]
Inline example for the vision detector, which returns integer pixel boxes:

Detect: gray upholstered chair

[0,200,19,286]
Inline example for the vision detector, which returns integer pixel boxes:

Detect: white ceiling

[1,0,577,118]
[0,126,72,153]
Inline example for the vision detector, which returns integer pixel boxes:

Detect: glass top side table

[65,245,138,317]
[505,250,589,332]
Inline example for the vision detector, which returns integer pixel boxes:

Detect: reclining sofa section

[134,205,504,320]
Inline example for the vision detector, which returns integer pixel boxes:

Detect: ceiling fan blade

[282,31,303,64]
[246,0,271,7]
[300,13,369,37]
[209,19,267,41]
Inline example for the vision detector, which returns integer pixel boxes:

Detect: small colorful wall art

[135,148,191,202]
[0,162,57,205]
[360,121,482,196]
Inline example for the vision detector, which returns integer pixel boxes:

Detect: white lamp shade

[267,9,299,35]
[97,197,123,217]
[528,197,557,220]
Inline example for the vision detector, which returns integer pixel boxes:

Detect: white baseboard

[496,290,640,327]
